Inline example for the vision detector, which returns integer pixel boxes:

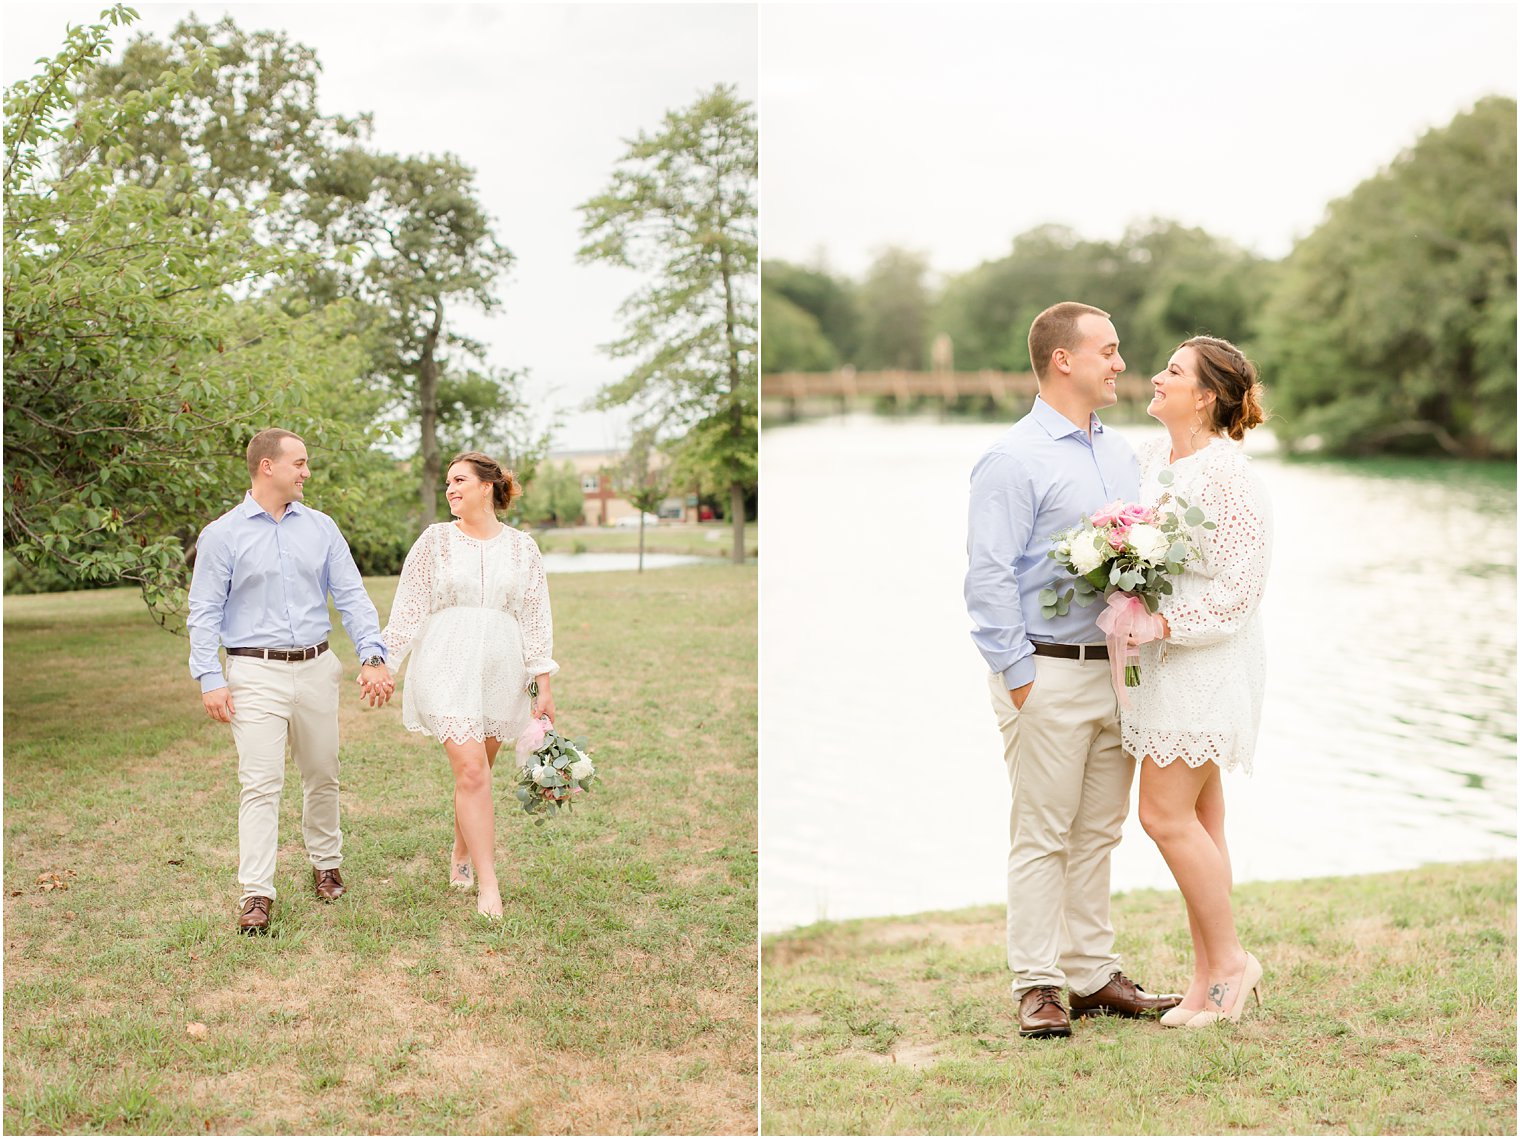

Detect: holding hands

[358,660,395,707]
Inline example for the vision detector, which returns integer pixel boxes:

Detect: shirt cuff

[1001,655,1036,690]
[355,642,387,664]
[198,671,228,694]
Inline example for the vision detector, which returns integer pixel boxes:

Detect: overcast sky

[2,1,758,452]
[761,2,1517,278]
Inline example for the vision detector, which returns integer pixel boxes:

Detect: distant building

[548,448,696,526]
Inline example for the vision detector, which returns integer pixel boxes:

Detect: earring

[1189,413,1204,447]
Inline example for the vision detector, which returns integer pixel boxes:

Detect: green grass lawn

[762,861,1516,1135]
[4,563,757,1135]
[534,522,756,560]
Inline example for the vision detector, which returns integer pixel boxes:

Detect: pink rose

[1120,504,1156,526]
[1107,527,1128,551]
[1090,501,1128,527]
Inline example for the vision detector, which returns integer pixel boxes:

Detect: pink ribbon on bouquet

[1094,592,1166,707]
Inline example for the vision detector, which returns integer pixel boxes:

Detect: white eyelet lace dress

[381,522,559,745]
[1121,437,1272,774]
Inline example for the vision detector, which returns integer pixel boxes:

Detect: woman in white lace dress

[381,452,558,919]
[1124,336,1271,1027]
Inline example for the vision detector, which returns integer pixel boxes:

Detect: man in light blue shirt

[965,302,1180,1037]
[188,428,394,934]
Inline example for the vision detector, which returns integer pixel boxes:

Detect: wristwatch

[361,656,385,668]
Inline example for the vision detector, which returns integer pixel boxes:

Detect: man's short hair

[1028,302,1110,381]
[247,428,303,479]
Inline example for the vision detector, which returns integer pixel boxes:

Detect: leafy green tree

[73,13,368,226]
[309,148,516,523]
[3,7,376,623]
[1259,96,1517,457]
[763,258,861,364]
[78,14,521,520]
[857,246,932,370]
[935,221,1268,377]
[578,83,757,565]
[760,287,836,373]
[518,460,584,528]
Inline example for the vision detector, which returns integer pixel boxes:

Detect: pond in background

[760,414,1516,932]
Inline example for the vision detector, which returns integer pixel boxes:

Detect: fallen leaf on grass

[186,1022,208,1039]
[62,911,75,921]
[34,870,76,893]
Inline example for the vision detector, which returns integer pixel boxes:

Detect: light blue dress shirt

[187,494,386,693]
[965,396,1140,691]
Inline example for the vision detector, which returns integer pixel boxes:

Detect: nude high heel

[1160,1004,1203,1028]
[1184,953,1263,1027]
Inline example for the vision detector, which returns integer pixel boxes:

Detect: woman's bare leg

[1140,757,1247,1013]
[443,738,500,916]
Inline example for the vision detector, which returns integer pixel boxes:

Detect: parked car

[614,512,659,528]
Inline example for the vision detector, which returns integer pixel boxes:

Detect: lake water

[759,414,1516,932]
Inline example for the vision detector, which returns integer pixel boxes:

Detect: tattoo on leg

[1208,982,1230,1008]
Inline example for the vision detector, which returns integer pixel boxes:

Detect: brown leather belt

[1031,642,1109,661]
[226,641,329,662]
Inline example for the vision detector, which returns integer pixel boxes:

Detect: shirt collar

[239,492,305,521]
[1031,395,1105,439]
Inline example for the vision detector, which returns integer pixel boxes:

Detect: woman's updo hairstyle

[449,451,521,512]
[1181,336,1267,442]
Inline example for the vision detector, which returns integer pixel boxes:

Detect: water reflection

[759,415,1516,932]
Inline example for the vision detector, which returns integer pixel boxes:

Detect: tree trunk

[417,300,445,525]
[729,481,745,566]
[719,251,747,566]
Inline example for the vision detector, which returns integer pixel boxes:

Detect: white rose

[569,757,595,780]
[1069,532,1106,575]
[1126,523,1170,565]
[531,764,555,786]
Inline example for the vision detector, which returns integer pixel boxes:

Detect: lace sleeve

[518,534,558,684]
[1163,452,1271,648]
[381,527,436,671]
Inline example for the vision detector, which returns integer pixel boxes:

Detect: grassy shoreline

[4,564,757,1135]
[762,860,1516,1135]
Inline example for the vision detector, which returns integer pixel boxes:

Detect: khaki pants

[987,655,1134,1000]
[226,651,344,901]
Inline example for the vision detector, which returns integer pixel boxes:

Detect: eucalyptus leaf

[1157,469,1174,485]
[1184,506,1206,526]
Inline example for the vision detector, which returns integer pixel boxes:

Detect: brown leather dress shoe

[1018,985,1071,1038]
[313,867,345,901]
[238,895,273,935]
[1069,971,1183,1018]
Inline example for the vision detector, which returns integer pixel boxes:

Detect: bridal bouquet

[514,686,595,820]
[1040,471,1213,696]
